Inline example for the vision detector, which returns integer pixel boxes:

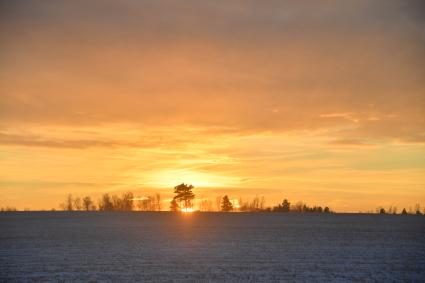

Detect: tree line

[376,204,423,215]
[169,183,333,213]
[55,184,334,213]
[0,206,18,212]
[1,182,424,214]
[58,192,162,211]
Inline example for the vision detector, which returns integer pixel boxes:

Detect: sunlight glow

[231,199,241,209]
[181,207,194,213]
[1,1,424,213]
[148,169,237,188]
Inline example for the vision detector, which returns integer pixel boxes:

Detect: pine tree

[221,195,233,212]
[173,183,195,210]
[281,199,290,212]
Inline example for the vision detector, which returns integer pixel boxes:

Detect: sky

[0,0,424,211]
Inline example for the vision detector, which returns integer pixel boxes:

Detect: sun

[181,207,194,213]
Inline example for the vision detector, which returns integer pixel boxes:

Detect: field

[1,212,424,282]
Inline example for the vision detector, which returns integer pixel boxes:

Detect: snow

[1,212,424,282]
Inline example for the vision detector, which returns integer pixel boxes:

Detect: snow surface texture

[1,212,424,282]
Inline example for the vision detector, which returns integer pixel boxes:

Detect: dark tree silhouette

[137,195,161,211]
[137,197,153,211]
[73,197,82,210]
[0,207,17,212]
[112,195,122,210]
[173,183,195,211]
[270,198,331,213]
[281,199,290,212]
[98,192,134,211]
[414,204,422,215]
[56,192,343,213]
[273,199,290,212]
[99,193,114,211]
[155,193,162,211]
[379,208,386,214]
[170,198,180,212]
[293,201,303,212]
[121,192,134,211]
[66,194,73,211]
[402,208,408,215]
[221,195,233,212]
[82,196,93,211]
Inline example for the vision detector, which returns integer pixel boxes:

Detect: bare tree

[66,194,73,211]
[251,196,260,211]
[200,199,213,211]
[73,197,82,211]
[414,204,421,215]
[111,195,120,210]
[292,201,303,212]
[390,206,397,214]
[239,198,250,212]
[155,193,162,211]
[135,195,163,211]
[260,196,265,210]
[238,197,244,212]
[215,196,222,211]
[121,192,134,211]
[137,196,155,211]
[99,194,113,211]
[136,199,145,211]
[82,196,93,211]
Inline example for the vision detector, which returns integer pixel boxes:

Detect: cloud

[1,1,424,145]
[319,113,359,123]
[327,139,376,148]
[0,125,243,149]
[0,132,121,149]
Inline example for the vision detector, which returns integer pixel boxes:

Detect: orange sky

[1,0,424,211]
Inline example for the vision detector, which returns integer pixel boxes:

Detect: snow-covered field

[1,212,424,282]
